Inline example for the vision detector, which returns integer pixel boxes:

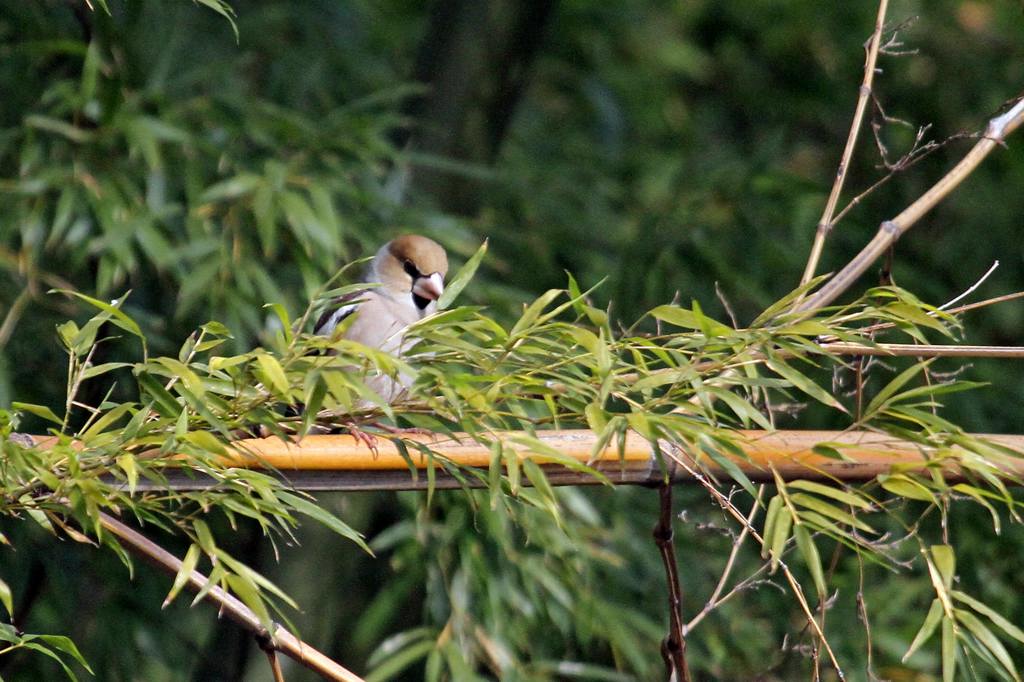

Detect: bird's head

[374,235,449,310]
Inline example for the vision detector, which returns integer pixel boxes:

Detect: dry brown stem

[654,483,690,681]
[800,0,890,286]
[96,512,365,682]
[795,97,1024,314]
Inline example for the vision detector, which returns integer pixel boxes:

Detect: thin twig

[800,0,890,286]
[664,447,846,680]
[938,260,999,311]
[96,512,365,682]
[856,553,879,681]
[654,483,690,682]
[685,485,764,634]
[795,97,1024,313]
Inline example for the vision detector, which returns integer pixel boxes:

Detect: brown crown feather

[386,235,448,276]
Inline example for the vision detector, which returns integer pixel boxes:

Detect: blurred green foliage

[3,1,1024,680]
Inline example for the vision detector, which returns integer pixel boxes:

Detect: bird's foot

[345,422,380,457]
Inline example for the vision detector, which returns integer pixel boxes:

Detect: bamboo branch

[654,483,689,681]
[801,0,890,286]
[820,342,1024,359]
[795,96,1024,314]
[96,512,365,682]
[23,429,1024,491]
[101,430,1024,489]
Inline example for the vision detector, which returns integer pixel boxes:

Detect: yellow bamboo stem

[222,429,1024,483]
[25,429,1024,486]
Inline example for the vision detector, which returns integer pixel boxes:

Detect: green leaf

[0,577,12,617]
[786,479,872,509]
[80,402,135,438]
[193,0,239,41]
[863,360,931,418]
[12,402,62,425]
[255,352,291,398]
[955,609,1021,680]
[793,525,825,600]
[53,291,146,355]
[437,239,487,310]
[698,435,756,498]
[163,544,201,608]
[510,289,565,337]
[942,616,956,682]
[80,362,132,380]
[523,459,561,522]
[182,430,227,456]
[789,493,874,533]
[931,545,956,592]
[765,358,847,412]
[277,491,372,554]
[903,599,944,662]
[879,473,937,504]
[192,519,216,554]
[25,114,94,144]
[224,574,272,633]
[767,499,793,573]
[116,454,138,495]
[649,305,732,336]
[953,590,1024,646]
[761,494,783,561]
[366,638,436,682]
[136,372,182,418]
[264,302,293,345]
[36,634,93,674]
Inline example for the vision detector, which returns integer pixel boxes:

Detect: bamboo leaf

[761,495,783,561]
[0,577,11,617]
[163,544,201,608]
[956,609,1020,681]
[255,352,291,398]
[786,480,872,509]
[437,239,487,310]
[904,598,944,662]
[879,473,937,504]
[765,358,847,412]
[34,634,94,675]
[53,290,146,353]
[932,545,956,592]
[942,616,956,682]
[793,524,825,600]
[953,590,1024,646]
[789,493,874,533]
[767,501,793,573]
[277,491,372,554]
[698,434,756,498]
[12,402,62,425]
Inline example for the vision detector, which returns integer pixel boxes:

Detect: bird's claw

[346,422,380,457]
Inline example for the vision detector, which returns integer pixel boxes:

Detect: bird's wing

[314,290,364,335]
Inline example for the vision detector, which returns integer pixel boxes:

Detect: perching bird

[314,234,448,402]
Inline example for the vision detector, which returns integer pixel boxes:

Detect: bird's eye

[403,260,421,278]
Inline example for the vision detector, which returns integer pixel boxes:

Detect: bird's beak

[412,272,444,301]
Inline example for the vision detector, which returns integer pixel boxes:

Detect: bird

[314,234,449,404]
